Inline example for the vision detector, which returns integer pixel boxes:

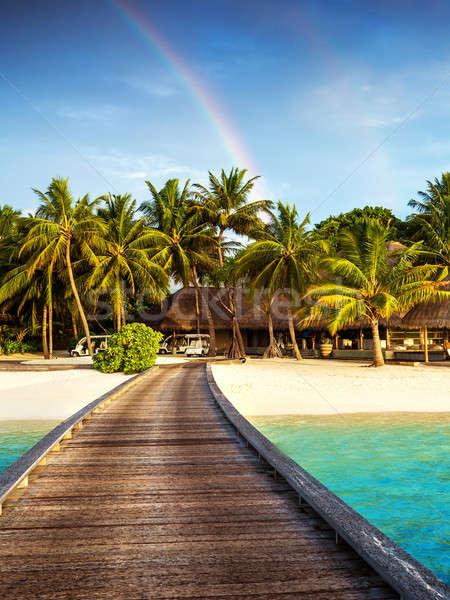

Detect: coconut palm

[234,202,323,359]
[192,168,271,267]
[304,219,449,366]
[192,168,271,357]
[20,177,104,356]
[0,262,52,357]
[408,173,450,266]
[144,179,218,355]
[89,193,168,331]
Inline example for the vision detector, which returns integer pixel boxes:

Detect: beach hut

[400,281,449,362]
[150,286,308,355]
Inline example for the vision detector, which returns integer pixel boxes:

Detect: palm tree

[89,193,168,331]
[192,168,271,267]
[304,219,449,366]
[0,262,51,357]
[21,177,104,356]
[143,179,218,355]
[408,173,450,266]
[235,202,323,359]
[192,168,271,357]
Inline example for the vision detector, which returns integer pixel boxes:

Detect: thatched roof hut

[151,287,407,335]
[402,279,450,329]
[152,287,304,332]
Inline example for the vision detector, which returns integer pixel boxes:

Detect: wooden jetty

[0,363,447,599]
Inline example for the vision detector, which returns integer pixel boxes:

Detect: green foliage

[313,206,408,250]
[234,202,325,299]
[304,219,449,365]
[1,338,37,354]
[408,172,450,266]
[93,323,162,374]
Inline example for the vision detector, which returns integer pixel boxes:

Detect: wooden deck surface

[0,363,397,599]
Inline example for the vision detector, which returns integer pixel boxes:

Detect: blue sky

[1,0,450,223]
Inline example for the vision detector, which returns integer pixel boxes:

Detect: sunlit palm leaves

[304,219,449,365]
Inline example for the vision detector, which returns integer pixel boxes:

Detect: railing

[0,366,158,515]
[206,363,449,600]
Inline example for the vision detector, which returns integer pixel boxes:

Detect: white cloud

[56,104,121,121]
[85,150,205,183]
[121,76,178,98]
[294,75,421,131]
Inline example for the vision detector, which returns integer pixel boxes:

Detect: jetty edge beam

[0,366,159,514]
[206,363,449,600]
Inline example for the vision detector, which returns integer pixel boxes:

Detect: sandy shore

[0,370,133,420]
[0,355,190,420]
[211,359,450,416]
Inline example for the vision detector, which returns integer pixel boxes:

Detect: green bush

[93,323,162,374]
[2,339,23,354]
[1,338,39,354]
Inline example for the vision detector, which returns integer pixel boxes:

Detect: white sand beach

[0,354,189,421]
[211,359,450,416]
[0,369,133,420]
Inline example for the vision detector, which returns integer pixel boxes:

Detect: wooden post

[334,334,339,350]
[311,333,316,351]
[359,328,363,350]
[386,328,391,350]
[172,328,176,356]
[424,326,429,363]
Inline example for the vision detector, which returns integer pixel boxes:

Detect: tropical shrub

[93,323,162,374]
[2,339,23,354]
[1,338,37,354]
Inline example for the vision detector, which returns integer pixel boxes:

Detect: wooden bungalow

[151,285,449,361]
[151,286,311,355]
[399,280,449,362]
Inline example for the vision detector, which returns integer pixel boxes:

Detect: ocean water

[0,421,58,473]
[251,412,450,584]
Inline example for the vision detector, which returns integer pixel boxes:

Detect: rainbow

[108,0,264,194]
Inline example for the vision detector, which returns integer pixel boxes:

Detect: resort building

[152,286,449,361]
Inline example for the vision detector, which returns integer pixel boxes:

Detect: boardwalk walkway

[0,363,396,599]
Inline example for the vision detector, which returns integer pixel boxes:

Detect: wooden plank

[0,363,398,599]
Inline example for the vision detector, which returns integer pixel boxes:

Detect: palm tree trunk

[66,240,93,356]
[226,288,245,358]
[217,228,224,269]
[48,302,53,360]
[192,267,216,357]
[228,316,241,359]
[371,320,385,367]
[235,317,246,356]
[71,312,78,339]
[194,287,200,334]
[263,304,282,358]
[287,306,302,360]
[115,282,121,332]
[42,304,49,359]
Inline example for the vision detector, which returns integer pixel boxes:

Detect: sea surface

[251,411,450,584]
[0,421,58,473]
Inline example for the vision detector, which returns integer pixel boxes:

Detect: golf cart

[185,334,210,357]
[159,334,189,354]
[70,335,110,357]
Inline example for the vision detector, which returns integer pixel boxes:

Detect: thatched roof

[402,278,450,328]
[151,282,449,334]
[298,313,404,333]
[152,287,305,332]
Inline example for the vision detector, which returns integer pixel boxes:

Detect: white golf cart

[159,334,190,354]
[70,335,110,356]
[185,334,210,357]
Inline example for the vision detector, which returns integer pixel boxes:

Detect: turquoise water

[251,412,450,584]
[0,421,58,473]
